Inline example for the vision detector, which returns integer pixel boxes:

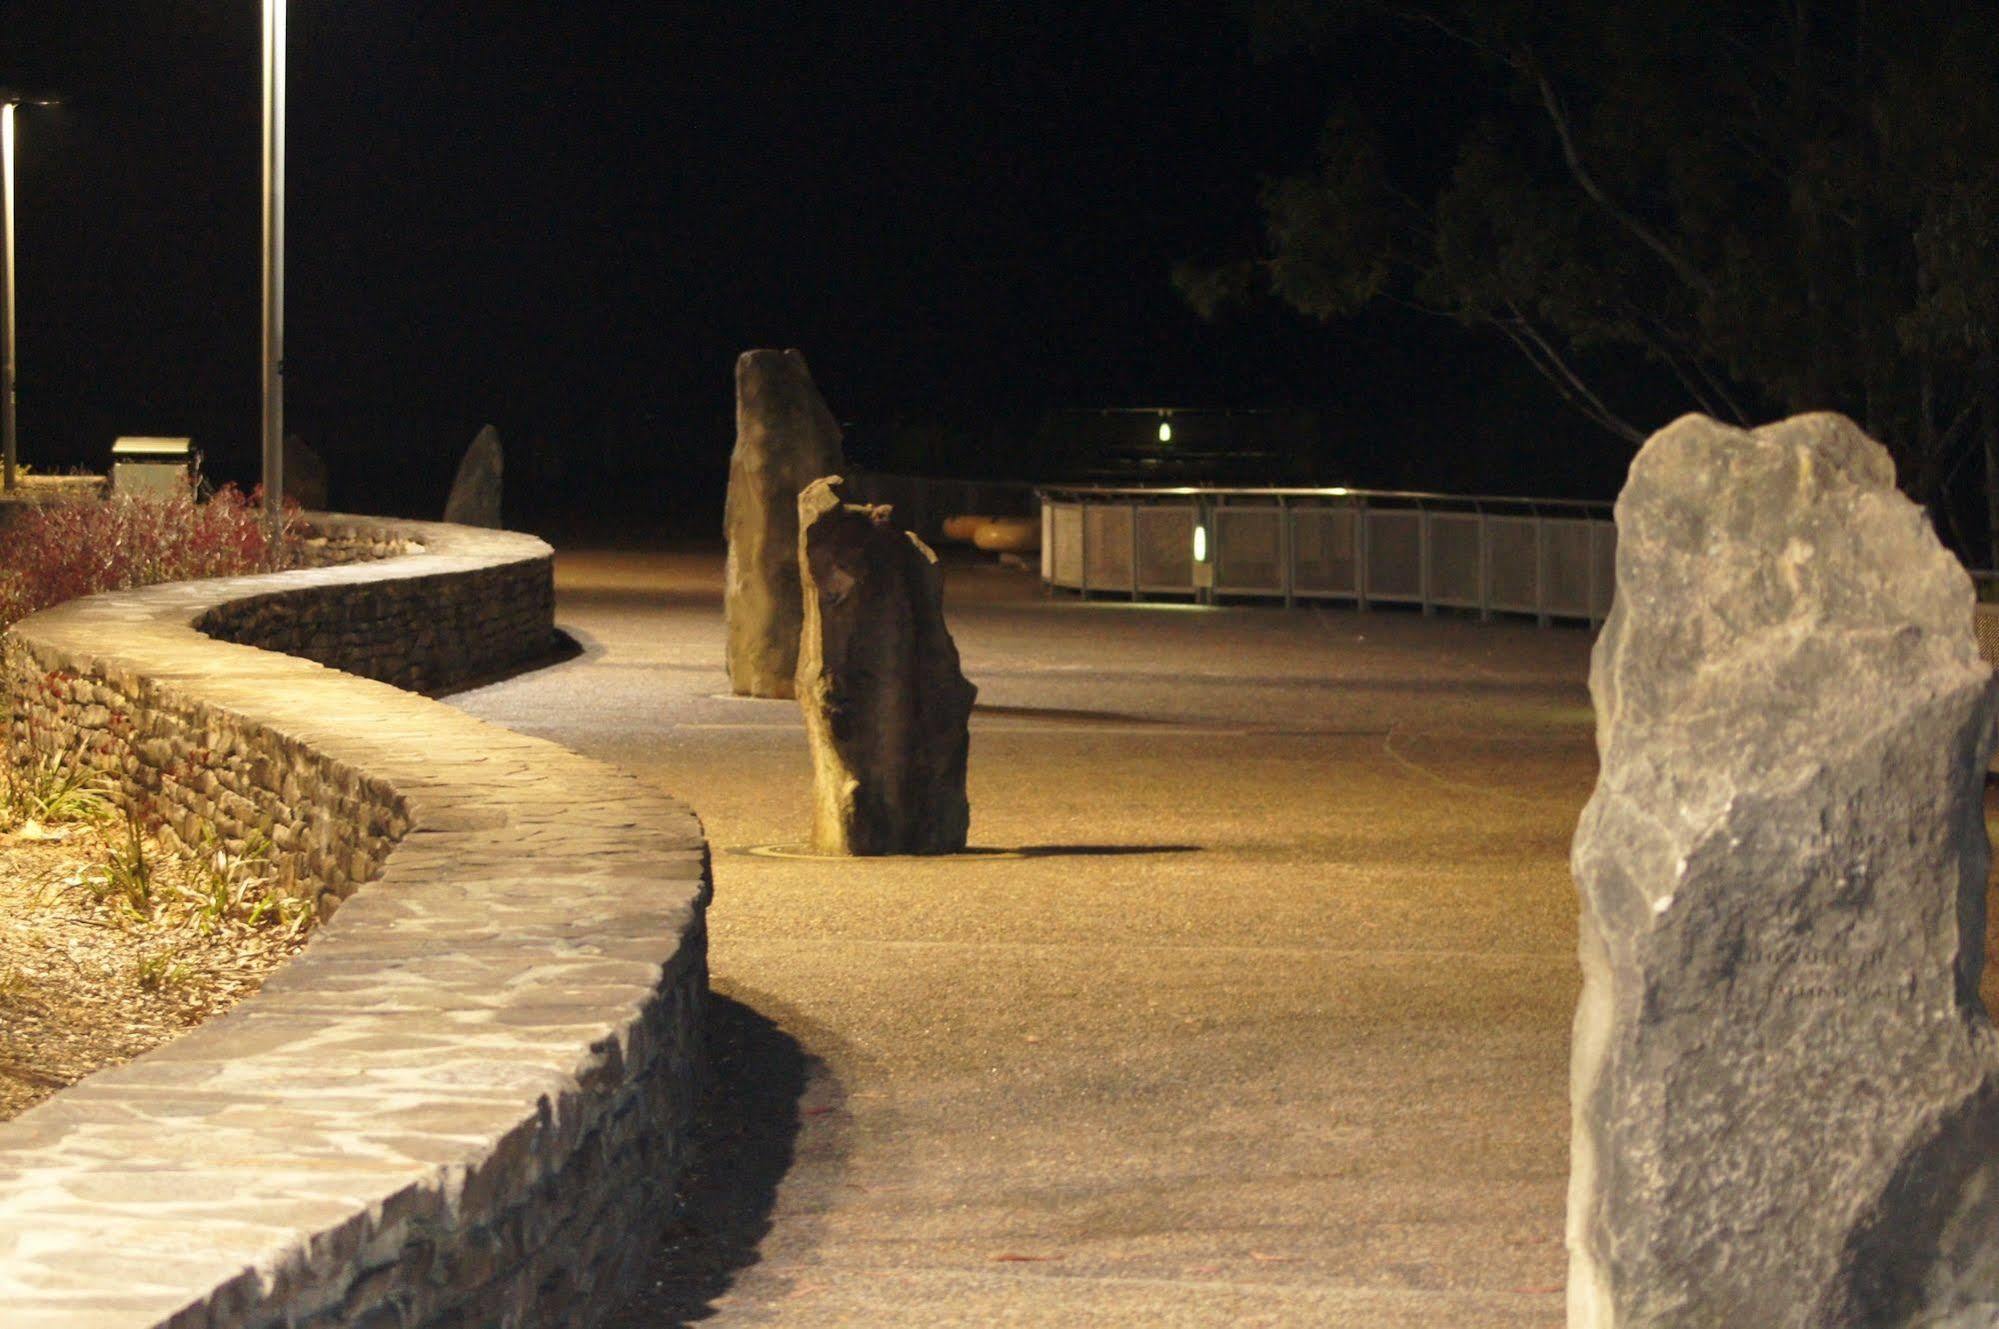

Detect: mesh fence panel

[1427,513,1481,607]
[1083,504,1135,590]
[1366,510,1422,600]
[1590,522,1616,619]
[1541,519,1594,616]
[1291,507,1358,596]
[1978,606,1999,668]
[1487,518,1539,612]
[1044,493,1610,620]
[1136,506,1197,590]
[1051,505,1083,587]
[1215,508,1284,592]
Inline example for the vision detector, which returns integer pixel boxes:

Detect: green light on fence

[1193,523,1208,562]
[1158,419,1173,444]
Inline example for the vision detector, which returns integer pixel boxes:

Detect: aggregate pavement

[447,545,1597,1328]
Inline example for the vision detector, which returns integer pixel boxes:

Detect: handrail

[1033,482,1613,513]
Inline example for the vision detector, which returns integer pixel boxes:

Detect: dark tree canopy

[1184,0,1999,544]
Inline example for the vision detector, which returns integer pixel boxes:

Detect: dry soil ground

[0,810,313,1120]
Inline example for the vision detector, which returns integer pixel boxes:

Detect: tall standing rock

[796,476,976,855]
[1570,413,1999,1328]
[725,350,845,698]
[443,425,504,528]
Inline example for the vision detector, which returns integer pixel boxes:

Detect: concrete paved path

[449,547,1596,1328]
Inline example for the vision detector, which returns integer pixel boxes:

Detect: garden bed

[0,489,376,1122]
[0,807,312,1121]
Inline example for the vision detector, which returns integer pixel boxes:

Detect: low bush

[0,486,299,630]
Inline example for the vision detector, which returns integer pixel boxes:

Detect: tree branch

[1624,317,1723,418]
[1688,354,1751,424]
[1381,288,1462,321]
[1506,305,1649,440]
[1368,2,1506,61]
[1489,306,1648,444]
[1937,392,1982,461]
[1630,304,1752,423]
[1526,60,1719,302]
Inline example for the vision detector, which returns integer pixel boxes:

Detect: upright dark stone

[443,426,504,528]
[796,476,976,855]
[724,350,844,697]
[282,435,329,511]
[1570,412,1999,1328]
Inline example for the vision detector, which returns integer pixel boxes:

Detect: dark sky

[0,1,1613,521]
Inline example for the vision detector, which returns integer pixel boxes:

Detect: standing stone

[282,435,329,511]
[1570,412,1999,1328]
[796,476,976,854]
[443,425,504,528]
[724,350,844,697]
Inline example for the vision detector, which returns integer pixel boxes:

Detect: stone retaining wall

[292,523,423,571]
[199,524,553,697]
[0,515,710,1328]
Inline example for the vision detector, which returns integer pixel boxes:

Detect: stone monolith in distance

[283,434,329,511]
[796,476,975,855]
[725,350,845,698]
[1569,412,1999,1328]
[443,425,504,528]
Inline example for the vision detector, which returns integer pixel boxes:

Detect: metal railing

[1037,484,1616,626]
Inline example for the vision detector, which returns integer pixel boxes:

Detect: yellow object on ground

[940,514,992,543]
[971,516,1039,553]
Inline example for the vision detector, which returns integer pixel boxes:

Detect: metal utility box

[110,437,193,496]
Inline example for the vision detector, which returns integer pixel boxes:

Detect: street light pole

[3,101,18,493]
[261,0,286,530]
[2,96,58,496]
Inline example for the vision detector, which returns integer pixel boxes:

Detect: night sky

[1,2,1620,527]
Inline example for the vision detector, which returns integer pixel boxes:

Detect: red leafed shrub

[0,487,300,629]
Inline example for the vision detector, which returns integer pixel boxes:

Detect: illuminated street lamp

[2,93,58,494]
[261,0,286,530]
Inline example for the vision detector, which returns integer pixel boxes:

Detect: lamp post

[3,99,17,493]
[261,0,286,530]
[1,95,56,494]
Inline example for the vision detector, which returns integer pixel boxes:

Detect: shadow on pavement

[550,586,723,613]
[972,702,1177,726]
[1009,844,1202,858]
[605,994,820,1327]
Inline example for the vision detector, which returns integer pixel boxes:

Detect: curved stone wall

[0,516,709,1328]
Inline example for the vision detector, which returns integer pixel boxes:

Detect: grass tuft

[132,946,193,993]
[0,749,113,831]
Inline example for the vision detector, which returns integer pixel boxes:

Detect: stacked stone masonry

[290,525,424,571]
[0,514,711,1328]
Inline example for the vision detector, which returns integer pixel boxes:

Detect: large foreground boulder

[1569,412,1999,1327]
[725,350,845,697]
[443,425,504,528]
[796,476,975,855]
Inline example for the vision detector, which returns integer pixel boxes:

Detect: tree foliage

[1183,0,1999,531]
